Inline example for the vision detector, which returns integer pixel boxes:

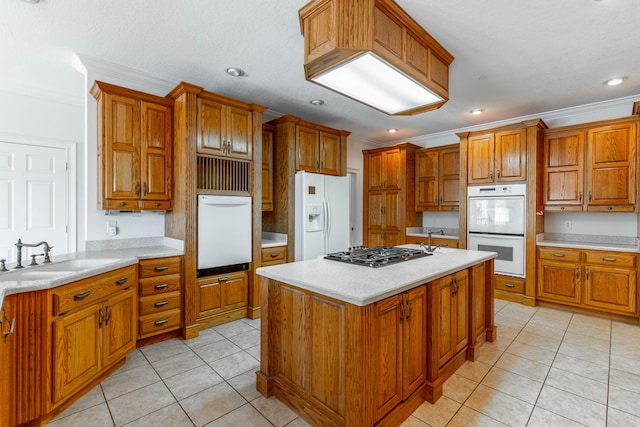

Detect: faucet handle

[43,246,53,263]
[0,259,6,272]
[30,254,42,266]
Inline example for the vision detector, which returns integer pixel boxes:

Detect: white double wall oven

[467,184,526,277]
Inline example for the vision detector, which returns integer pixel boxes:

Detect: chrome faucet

[15,239,53,268]
[421,230,440,253]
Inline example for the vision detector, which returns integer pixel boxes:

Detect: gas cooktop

[324,246,431,268]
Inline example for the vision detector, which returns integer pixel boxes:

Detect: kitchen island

[256,246,496,427]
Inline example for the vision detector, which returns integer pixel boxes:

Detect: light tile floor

[47,300,640,426]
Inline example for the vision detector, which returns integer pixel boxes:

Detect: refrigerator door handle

[323,199,329,238]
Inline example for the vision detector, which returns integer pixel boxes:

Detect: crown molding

[72,53,177,96]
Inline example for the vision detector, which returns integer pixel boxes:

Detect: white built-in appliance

[467,184,526,277]
[197,195,252,277]
[295,171,350,261]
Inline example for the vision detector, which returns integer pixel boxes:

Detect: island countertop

[256,245,496,306]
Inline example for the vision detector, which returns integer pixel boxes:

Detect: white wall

[346,136,378,246]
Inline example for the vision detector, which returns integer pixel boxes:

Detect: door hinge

[65,162,69,171]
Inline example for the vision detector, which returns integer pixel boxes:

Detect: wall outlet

[564,221,572,231]
[107,220,117,236]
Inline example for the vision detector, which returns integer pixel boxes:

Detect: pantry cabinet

[49,266,137,404]
[91,81,173,210]
[467,128,526,185]
[364,143,422,247]
[372,285,426,422]
[197,97,253,160]
[543,118,638,212]
[537,247,637,316]
[137,256,183,339]
[415,144,460,211]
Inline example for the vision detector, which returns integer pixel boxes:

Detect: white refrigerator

[294,171,350,261]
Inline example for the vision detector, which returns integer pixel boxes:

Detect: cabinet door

[468,134,494,184]
[319,131,340,175]
[104,92,140,200]
[587,123,636,210]
[440,148,460,210]
[537,260,581,304]
[197,98,225,155]
[543,131,585,210]
[495,129,526,182]
[140,101,172,201]
[296,125,319,172]
[367,229,385,247]
[226,106,253,160]
[221,273,249,309]
[451,271,469,356]
[372,294,403,421]
[197,277,222,318]
[367,152,384,191]
[383,190,401,232]
[415,150,438,211]
[584,265,636,314]
[368,191,384,230]
[383,150,401,190]
[103,288,136,368]
[0,299,11,427]
[402,286,427,399]
[52,303,102,403]
[261,127,274,211]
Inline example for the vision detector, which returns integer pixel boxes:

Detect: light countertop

[406,227,460,240]
[261,232,288,248]
[256,245,496,306]
[0,246,183,307]
[536,233,640,253]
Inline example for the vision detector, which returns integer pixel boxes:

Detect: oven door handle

[468,233,524,240]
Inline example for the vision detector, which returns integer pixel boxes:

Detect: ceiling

[1,0,639,144]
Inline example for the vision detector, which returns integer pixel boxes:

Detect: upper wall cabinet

[415,144,459,211]
[197,97,253,160]
[91,81,173,210]
[467,129,526,185]
[543,117,638,212]
[262,124,274,212]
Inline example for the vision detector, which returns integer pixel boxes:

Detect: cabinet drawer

[584,251,636,268]
[139,291,181,316]
[261,246,286,263]
[103,200,140,210]
[139,274,181,296]
[139,256,182,278]
[139,309,181,337]
[495,276,525,293]
[52,266,137,316]
[538,247,581,263]
[139,200,172,210]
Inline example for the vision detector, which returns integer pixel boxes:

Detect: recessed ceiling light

[470,109,485,115]
[309,99,324,106]
[387,128,398,133]
[225,67,245,77]
[603,76,627,86]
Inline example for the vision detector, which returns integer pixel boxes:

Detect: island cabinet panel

[257,258,495,427]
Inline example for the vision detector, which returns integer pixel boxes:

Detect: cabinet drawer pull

[74,291,91,300]
[270,252,280,258]
[154,300,169,307]
[105,306,111,325]
[115,278,128,285]
[552,253,565,257]
[601,257,616,262]
[155,319,169,325]
[505,283,515,288]
[99,308,104,328]
[399,301,405,323]
[219,276,229,282]
[586,267,589,280]
[2,316,16,340]
[576,267,579,279]
[154,283,169,289]
[154,266,169,271]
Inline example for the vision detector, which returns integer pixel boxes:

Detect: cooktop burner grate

[324,246,431,268]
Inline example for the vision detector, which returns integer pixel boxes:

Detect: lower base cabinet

[537,247,637,317]
[197,271,248,322]
[0,297,14,427]
[257,260,495,426]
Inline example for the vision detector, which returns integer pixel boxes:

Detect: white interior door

[0,141,68,263]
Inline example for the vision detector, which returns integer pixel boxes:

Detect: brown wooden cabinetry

[433,270,468,368]
[138,256,182,339]
[197,97,253,160]
[49,266,137,405]
[543,118,638,212]
[0,297,13,427]
[261,124,274,211]
[261,246,287,267]
[372,286,426,422]
[197,271,248,324]
[468,129,526,185]
[416,144,460,211]
[405,235,459,248]
[296,124,343,175]
[537,246,637,316]
[91,81,173,210]
[364,143,421,246]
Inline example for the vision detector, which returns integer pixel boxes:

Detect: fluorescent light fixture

[604,76,627,86]
[312,53,443,115]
